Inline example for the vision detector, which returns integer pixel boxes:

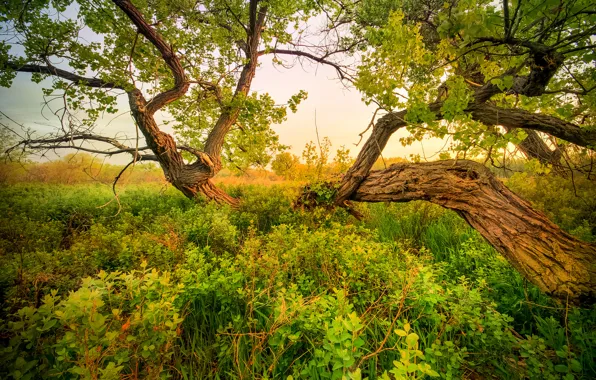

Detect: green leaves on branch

[1,266,184,379]
[357,11,437,110]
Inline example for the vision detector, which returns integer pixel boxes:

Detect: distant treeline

[0,147,412,185]
[0,154,165,185]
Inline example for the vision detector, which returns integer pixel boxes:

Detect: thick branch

[112,0,189,115]
[338,93,593,205]
[202,5,268,164]
[352,160,596,304]
[335,103,443,204]
[110,0,236,206]
[504,127,563,168]
[468,103,596,148]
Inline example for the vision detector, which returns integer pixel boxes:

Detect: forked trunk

[352,160,596,304]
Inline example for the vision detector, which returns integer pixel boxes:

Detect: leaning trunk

[352,160,596,304]
[504,127,565,173]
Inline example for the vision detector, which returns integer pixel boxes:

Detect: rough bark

[335,103,443,205]
[203,5,268,164]
[328,55,596,304]
[468,103,596,148]
[113,0,189,115]
[352,160,596,305]
[6,0,273,205]
[113,0,268,205]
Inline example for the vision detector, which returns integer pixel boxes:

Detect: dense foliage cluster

[0,173,594,379]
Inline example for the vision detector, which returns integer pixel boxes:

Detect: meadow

[0,166,595,380]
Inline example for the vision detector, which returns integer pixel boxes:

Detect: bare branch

[10,133,157,161]
[5,62,123,89]
[543,84,596,95]
[258,48,353,81]
[561,44,596,55]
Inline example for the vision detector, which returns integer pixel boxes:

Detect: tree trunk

[351,160,596,305]
[467,103,596,148]
[335,103,443,205]
[506,127,563,167]
[115,0,269,206]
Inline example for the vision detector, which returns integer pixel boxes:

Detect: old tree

[1,0,595,304]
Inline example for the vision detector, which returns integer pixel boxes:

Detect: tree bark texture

[468,103,596,148]
[113,0,268,205]
[351,160,596,305]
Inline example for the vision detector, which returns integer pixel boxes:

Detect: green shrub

[1,181,595,380]
[1,265,184,379]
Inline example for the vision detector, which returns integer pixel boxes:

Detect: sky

[1,56,448,165]
[0,8,448,166]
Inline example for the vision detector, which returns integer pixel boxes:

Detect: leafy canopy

[0,0,319,169]
[352,0,596,155]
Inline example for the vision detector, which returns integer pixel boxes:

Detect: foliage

[506,162,596,242]
[351,0,596,157]
[1,179,595,379]
[271,140,356,182]
[271,152,301,180]
[0,0,316,170]
[1,266,184,379]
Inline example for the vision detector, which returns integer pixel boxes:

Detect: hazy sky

[1,56,448,165]
[0,12,448,166]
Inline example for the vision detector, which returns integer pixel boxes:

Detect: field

[0,175,595,379]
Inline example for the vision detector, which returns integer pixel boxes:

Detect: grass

[0,183,595,379]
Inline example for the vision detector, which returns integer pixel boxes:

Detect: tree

[1,0,596,304]
[271,152,300,179]
[333,145,353,174]
[1,0,322,203]
[323,0,596,304]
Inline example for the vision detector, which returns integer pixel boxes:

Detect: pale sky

[0,56,448,165]
[0,8,448,166]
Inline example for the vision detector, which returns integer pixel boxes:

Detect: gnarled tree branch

[113,0,189,115]
[4,62,123,89]
[468,103,596,148]
[202,3,268,164]
[352,160,596,304]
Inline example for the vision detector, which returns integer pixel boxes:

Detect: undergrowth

[0,181,594,379]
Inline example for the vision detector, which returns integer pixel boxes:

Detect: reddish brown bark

[352,160,596,304]
[335,103,443,205]
[114,0,268,205]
